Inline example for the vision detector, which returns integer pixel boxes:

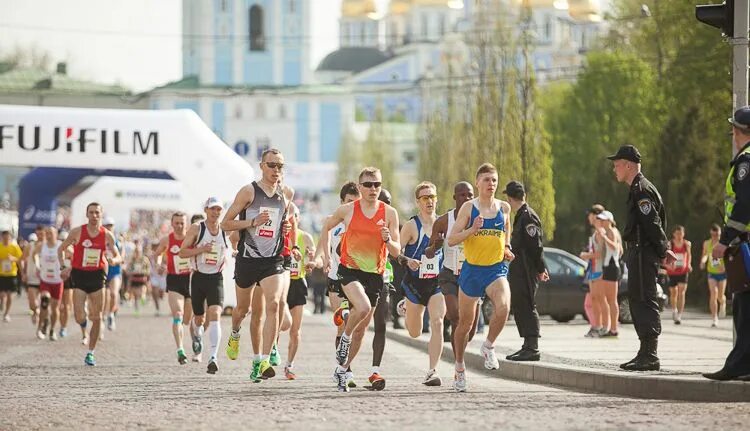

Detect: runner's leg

[427,293,446,370]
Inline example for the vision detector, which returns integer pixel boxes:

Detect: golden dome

[568,0,601,21]
[389,0,412,15]
[518,0,561,8]
[342,0,377,17]
[412,0,449,5]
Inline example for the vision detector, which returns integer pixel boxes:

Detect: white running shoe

[3,315,10,323]
[480,343,500,370]
[453,369,467,392]
[397,299,406,317]
[712,317,719,328]
[81,336,88,346]
[36,329,46,340]
[422,369,442,387]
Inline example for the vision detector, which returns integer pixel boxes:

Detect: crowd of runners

[0,148,730,391]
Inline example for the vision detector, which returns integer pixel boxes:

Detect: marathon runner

[0,228,23,323]
[126,239,151,316]
[57,230,74,338]
[323,167,401,392]
[179,197,228,374]
[397,182,445,386]
[221,148,296,382]
[59,202,122,366]
[447,163,514,392]
[34,226,64,340]
[21,226,44,326]
[102,218,124,331]
[154,212,194,364]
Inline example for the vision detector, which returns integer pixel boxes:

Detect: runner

[397,181,445,386]
[126,239,151,316]
[155,212,194,364]
[57,230,74,338]
[280,205,316,380]
[666,225,691,325]
[315,181,360,388]
[102,218,124,331]
[269,200,299,370]
[179,197,228,374]
[149,242,166,317]
[425,182,479,359]
[323,167,401,392]
[0,229,23,323]
[222,148,296,382]
[58,202,122,366]
[700,224,727,327]
[447,163,514,392]
[34,226,64,340]
[21,226,44,326]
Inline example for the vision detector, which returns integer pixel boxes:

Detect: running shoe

[333,300,350,327]
[192,353,202,363]
[226,333,240,360]
[284,366,296,380]
[712,317,719,328]
[603,331,619,338]
[250,359,263,383]
[81,336,89,346]
[207,358,218,374]
[453,369,467,392]
[49,329,58,341]
[177,349,188,365]
[260,358,276,379]
[584,328,601,338]
[335,336,351,366]
[107,314,116,331]
[480,343,500,370]
[598,327,609,337]
[396,299,406,317]
[346,371,357,388]
[84,353,96,366]
[2,315,9,323]
[270,343,281,366]
[422,369,442,387]
[59,328,67,338]
[334,368,349,392]
[675,313,682,325]
[193,333,203,356]
[36,329,46,340]
[368,372,385,391]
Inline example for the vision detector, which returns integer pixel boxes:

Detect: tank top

[340,200,388,274]
[239,181,287,259]
[128,255,150,283]
[72,225,107,271]
[193,221,228,274]
[705,239,725,274]
[328,222,346,280]
[290,231,307,280]
[404,216,443,279]
[166,233,191,275]
[25,241,41,284]
[39,242,62,284]
[668,240,689,276]
[443,209,464,273]
[463,200,506,266]
[282,229,292,258]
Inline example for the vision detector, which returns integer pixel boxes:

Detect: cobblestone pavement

[0,299,748,431]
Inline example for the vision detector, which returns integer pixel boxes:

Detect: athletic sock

[455,361,465,371]
[88,349,95,355]
[286,362,293,369]
[208,321,221,359]
[336,365,347,374]
[261,354,269,361]
[254,354,262,362]
[371,366,380,375]
[482,340,493,350]
[231,328,241,338]
[340,333,351,344]
[196,324,205,338]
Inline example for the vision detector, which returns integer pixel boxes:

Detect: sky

[0,0,390,92]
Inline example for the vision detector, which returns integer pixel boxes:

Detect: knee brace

[40,296,50,310]
[173,316,183,325]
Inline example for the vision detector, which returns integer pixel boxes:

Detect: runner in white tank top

[22,227,44,325]
[33,226,63,340]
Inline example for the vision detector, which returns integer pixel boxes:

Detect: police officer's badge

[638,199,652,215]
[737,162,749,180]
[525,224,538,237]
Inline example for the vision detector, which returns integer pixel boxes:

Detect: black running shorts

[191,271,223,316]
[71,269,106,294]
[166,273,191,298]
[337,266,382,307]
[234,255,285,288]
[287,278,308,308]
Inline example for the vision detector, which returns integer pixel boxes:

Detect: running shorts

[166,273,191,298]
[191,271,223,316]
[402,275,442,307]
[287,278,308,308]
[0,275,16,292]
[40,281,64,301]
[458,261,508,298]
[71,269,107,294]
[234,255,285,288]
[337,265,383,307]
[668,273,688,287]
[437,267,459,297]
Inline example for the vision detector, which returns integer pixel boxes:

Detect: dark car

[534,247,666,323]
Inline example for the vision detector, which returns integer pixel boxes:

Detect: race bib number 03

[290,257,301,278]
[419,255,440,279]
[256,207,280,238]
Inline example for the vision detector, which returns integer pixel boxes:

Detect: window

[544,252,584,277]
[421,14,428,38]
[221,0,227,12]
[234,105,243,119]
[255,101,266,119]
[249,5,265,51]
[278,104,287,119]
[289,0,295,13]
[439,15,446,35]
[361,23,366,44]
[544,16,552,41]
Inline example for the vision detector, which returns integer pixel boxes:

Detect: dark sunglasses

[360,181,382,189]
[264,162,284,170]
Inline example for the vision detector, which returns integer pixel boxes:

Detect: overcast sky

[0,0,390,92]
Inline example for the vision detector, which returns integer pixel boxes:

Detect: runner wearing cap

[21,226,44,327]
[179,197,228,373]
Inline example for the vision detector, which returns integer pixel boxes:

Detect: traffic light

[695,0,734,36]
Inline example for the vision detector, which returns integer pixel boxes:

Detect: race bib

[43,255,58,278]
[419,255,440,279]
[256,207,280,238]
[454,245,466,275]
[203,243,220,266]
[1,259,11,273]
[675,253,685,268]
[290,256,301,278]
[133,263,145,273]
[711,258,721,267]
[83,248,101,268]
[173,255,191,274]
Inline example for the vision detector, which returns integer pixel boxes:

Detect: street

[0,298,748,431]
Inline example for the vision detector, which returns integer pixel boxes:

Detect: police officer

[503,181,548,361]
[703,107,750,381]
[608,145,674,371]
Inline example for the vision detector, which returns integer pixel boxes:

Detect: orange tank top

[339,200,388,274]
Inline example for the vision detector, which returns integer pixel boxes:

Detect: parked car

[485,247,667,324]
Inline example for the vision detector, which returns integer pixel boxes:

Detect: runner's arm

[58,227,80,264]
[220,186,255,232]
[314,215,333,263]
[447,201,477,247]
[424,214,448,259]
[700,240,708,268]
[105,231,123,265]
[178,224,208,258]
[154,236,169,267]
[384,206,401,257]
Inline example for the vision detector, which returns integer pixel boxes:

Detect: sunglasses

[417,195,437,202]
[360,181,382,189]
[264,162,284,170]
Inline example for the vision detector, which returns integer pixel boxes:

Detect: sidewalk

[385,311,750,401]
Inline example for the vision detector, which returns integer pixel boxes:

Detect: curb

[385,329,750,402]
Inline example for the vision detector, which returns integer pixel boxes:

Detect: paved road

[0,300,748,430]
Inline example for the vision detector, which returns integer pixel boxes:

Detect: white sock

[286,362,293,369]
[455,361,465,371]
[341,333,351,343]
[371,366,380,375]
[197,324,204,337]
[254,354,262,362]
[336,365,347,374]
[231,328,240,338]
[88,350,95,355]
[208,321,221,359]
[261,354,269,361]
[482,340,493,350]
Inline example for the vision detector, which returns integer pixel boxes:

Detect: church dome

[342,0,377,17]
[316,47,393,73]
[389,0,412,15]
[568,0,601,21]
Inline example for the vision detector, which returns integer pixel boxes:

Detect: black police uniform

[507,202,546,361]
[621,171,668,370]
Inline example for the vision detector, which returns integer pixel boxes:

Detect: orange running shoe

[368,372,386,391]
[333,300,350,327]
[284,366,296,380]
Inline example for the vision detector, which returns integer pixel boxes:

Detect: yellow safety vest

[724,145,750,231]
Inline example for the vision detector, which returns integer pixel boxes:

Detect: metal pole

[731,0,749,345]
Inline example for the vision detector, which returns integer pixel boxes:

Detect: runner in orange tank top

[322,167,401,392]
